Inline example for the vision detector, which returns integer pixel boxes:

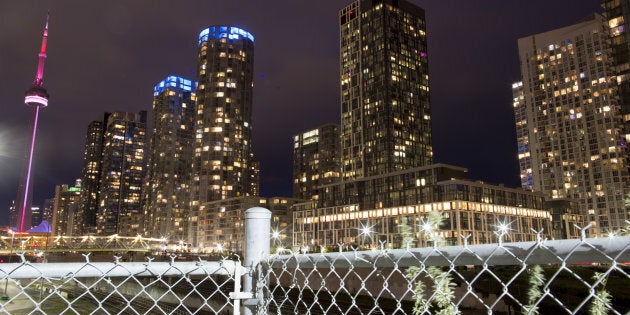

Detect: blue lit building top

[153,75,197,96]
[198,26,254,46]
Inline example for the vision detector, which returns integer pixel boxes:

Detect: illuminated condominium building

[77,114,108,234]
[340,0,431,180]
[515,14,630,236]
[292,0,554,249]
[52,180,82,236]
[191,26,259,247]
[603,0,630,132]
[42,198,54,224]
[144,76,196,241]
[294,164,551,249]
[96,111,147,236]
[30,206,41,228]
[512,81,534,191]
[199,196,305,253]
[293,124,341,200]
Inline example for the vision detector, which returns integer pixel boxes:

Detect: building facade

[512,81,535,191]
[516,14,630,236]
[339,0,432,180]
[144,75,197,242]
[30,206,41,228]
[42,198,54,224]
[96,111,147,236]
[603,0,630,130]
[191,26,259,246]
[78,115,108,234]
[52,180,82,236]
[294,164,552,249]
[293,124,341,200]
[199,196,305,254]
[290,1,551,249]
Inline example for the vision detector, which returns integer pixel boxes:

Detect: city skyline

[0,1,602,225]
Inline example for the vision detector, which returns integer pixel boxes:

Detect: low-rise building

[293,164,553,250]
[198,196,307,254]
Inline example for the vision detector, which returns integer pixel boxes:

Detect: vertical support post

[243,207,271,315]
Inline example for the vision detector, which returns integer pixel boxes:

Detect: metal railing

[0,210,628,315]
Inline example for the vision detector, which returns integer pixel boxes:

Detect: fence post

[243,207,271,315]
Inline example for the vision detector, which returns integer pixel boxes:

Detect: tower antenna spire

[34,10,49,86]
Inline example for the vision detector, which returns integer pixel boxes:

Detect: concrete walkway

[0,281,39,314]
[0,281,104,314]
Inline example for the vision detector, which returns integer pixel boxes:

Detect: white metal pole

[243,207,271,315]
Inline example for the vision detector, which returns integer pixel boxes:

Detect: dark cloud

[0,1,602,225]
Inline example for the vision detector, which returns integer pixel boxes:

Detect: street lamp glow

[421,222,433,233]
[497,221,511,234]
[271,231,281,239]
[359,226,372,237]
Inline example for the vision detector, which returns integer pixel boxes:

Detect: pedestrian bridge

[0,233,169,255]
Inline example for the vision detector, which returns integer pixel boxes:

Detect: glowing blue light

[198,26,254,46]
[153,75,197,95]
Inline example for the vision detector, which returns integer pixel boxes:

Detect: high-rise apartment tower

[515,14,630,236]
[77,114,108,234]
[339,0,431,180]
[191,26,259,246]
[96,111,147,236]
[145,76,196,241]
[602,0,630,129]
[52,180,82,236]
[292,124,341,200]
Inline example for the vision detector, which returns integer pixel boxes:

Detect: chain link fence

[0,255,241,314]
[0,212,629,314]
[263,229,630,315]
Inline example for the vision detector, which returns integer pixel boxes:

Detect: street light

[271,231,281,240]
[358,223,373,249]
[497,221,511,235]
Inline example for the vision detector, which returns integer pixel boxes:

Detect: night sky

[0,1,603,225]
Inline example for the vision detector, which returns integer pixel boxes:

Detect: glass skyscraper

[292,124,341,200]
[144,76,196,242]
[192,26,259,248]
[78,114,108,235]
[292,0,555,248]
[96,111,147,236]
[515,14,630,236]
[339,0,432,180]
[603,0,630,125]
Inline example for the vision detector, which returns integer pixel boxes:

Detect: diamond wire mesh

[0,255,238,315]
[0,230,629,315]
[264,232,630,315]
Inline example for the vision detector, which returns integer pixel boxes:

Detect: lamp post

[2,230,15,300]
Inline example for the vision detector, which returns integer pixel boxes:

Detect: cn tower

[14,13,50,232]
